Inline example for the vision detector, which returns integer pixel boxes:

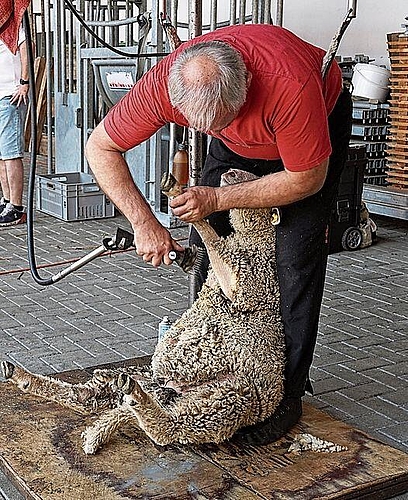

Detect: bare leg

[4,158,24,206]
[0,159,10,200]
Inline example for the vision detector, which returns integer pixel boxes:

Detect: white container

[158,316,172,341]
[351,63,390,103]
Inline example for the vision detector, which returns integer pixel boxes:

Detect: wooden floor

[0,360,407,500]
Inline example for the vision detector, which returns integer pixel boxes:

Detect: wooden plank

[0,360,408,500]
[387,143,408,152]
[0,378,257,500]
[386,156,408,165]
[387,179,408,189]
[387,172,408,180]
[24,56,46,153]
[388,111,408,116]
[194,404,408,499]
[389,117,408,122]
[388,129,408,136]
[33,58,48,153]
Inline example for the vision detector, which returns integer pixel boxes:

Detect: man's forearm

[19,41,29,80]
[215,160,329,212]
[85,122,184,266]
[85,123,156,230]
[169,158,329,223]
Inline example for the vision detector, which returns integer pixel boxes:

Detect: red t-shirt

[104,24,342,172]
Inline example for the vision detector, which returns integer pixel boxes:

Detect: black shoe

[234,397,302,446]
[0,203,26,226]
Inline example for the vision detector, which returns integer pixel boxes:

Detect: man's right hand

[132,219,184,267]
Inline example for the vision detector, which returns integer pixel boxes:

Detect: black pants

[190,88,353,398]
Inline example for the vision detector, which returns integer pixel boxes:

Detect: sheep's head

[220,169,277,234]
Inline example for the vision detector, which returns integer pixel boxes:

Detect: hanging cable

[63,0,169,59]
[321,1,357,78]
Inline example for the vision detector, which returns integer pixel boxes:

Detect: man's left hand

[169,186,219,222]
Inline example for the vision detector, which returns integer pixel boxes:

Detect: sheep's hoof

[93,369,115,384]
[116,373,135,395]
[81,429,99,455]
[1,361,14,379]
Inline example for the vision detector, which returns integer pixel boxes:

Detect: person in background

[85,24,352,445]
[0,23,29,226]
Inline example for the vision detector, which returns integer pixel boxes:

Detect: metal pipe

[187,0,203,305]
[230,0,237,25]
[187,0,202,183]
[168,0,179,172]
[251,0,259,23]
[169,0,178,25]
[275,0,283,26]
[159,0,166,16]
[348,0,357,18]
[85,16,141,27]
[45,0,53,172]
[68,9,74,93]
[210,0,217,31]
[188,0,202,40]
[239,0,246,24]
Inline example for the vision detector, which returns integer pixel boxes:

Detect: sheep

[1,168,285,454]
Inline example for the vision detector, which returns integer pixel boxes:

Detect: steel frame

[44,0,279,227]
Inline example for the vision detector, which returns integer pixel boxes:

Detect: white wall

[279,0,407,68]
[170,1,406,68]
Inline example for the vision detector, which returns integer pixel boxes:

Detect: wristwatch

[19,79,29,85]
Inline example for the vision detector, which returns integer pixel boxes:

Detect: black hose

[23,11,54,286]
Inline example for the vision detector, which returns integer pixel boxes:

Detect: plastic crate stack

[350,100,390,186]
[386,31,408,189]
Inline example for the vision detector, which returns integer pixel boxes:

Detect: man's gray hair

[168,41,248,132]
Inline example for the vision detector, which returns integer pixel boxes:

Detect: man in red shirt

[86,24,352,444]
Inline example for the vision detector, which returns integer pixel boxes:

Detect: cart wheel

[341,227,363,251]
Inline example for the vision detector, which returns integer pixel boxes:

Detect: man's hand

[132,219,184,267]
[10,84,28,106]
[169,186,219,222]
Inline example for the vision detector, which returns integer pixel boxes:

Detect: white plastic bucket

[351,63,390,102]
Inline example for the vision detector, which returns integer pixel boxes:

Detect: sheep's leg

[81,406,135,454]
[1,361,112,414]
[117,373,251,446]
[194,220,236,300]
[161,175,235,299]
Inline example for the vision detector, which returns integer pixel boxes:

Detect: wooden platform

[1,359,408,500]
